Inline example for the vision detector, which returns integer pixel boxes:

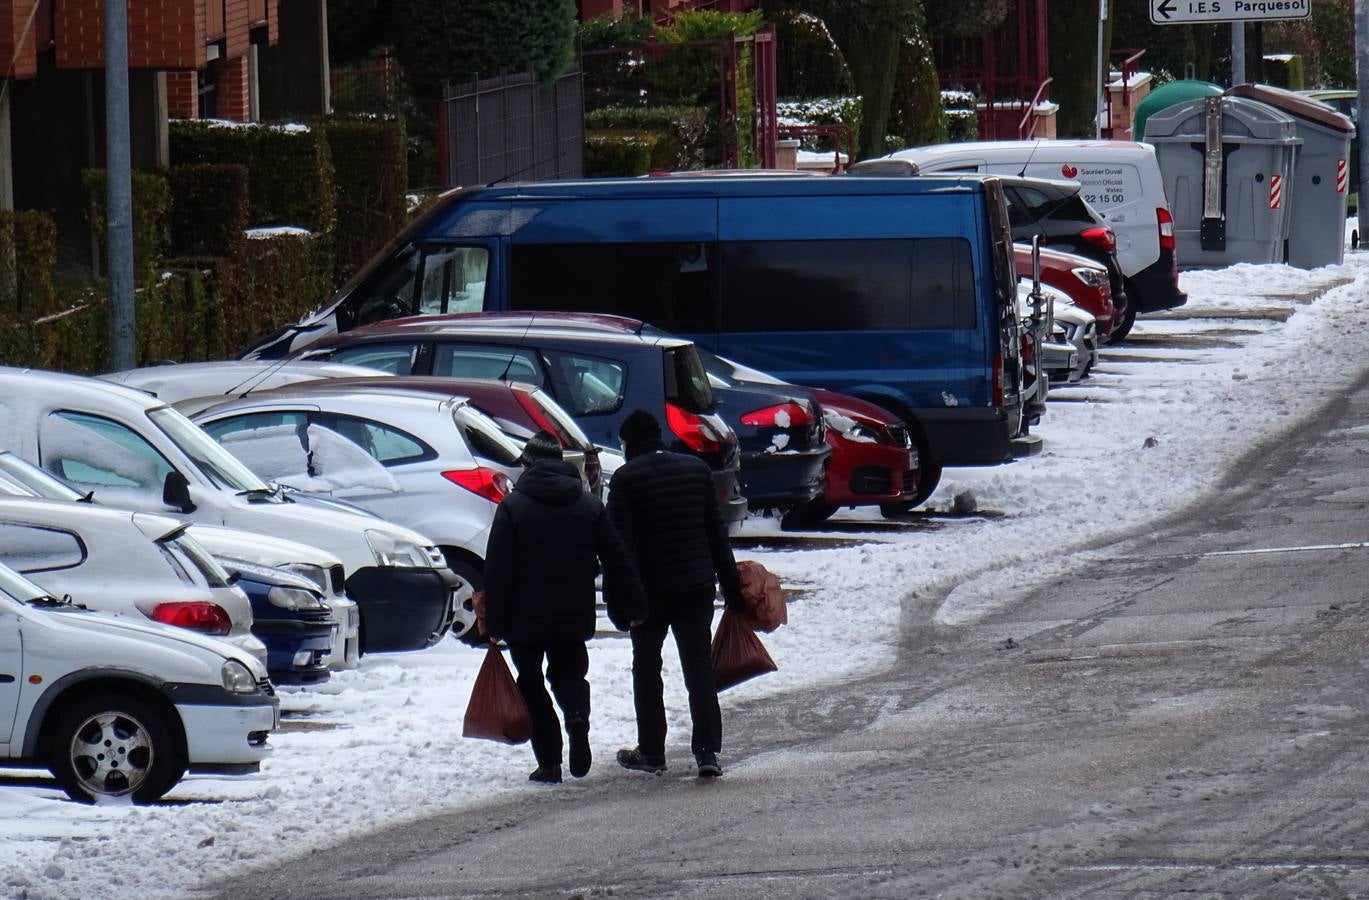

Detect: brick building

[1,0,329,257]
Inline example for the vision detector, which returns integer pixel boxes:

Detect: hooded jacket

[483,459,644,643]
[607,437,744,610]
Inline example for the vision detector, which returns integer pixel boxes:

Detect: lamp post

[105,0,136,370]
[1094,0,1107,138]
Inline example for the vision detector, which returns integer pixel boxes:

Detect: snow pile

[3,252,1369,897]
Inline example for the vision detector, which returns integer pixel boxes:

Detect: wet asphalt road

[209,369,1369,900]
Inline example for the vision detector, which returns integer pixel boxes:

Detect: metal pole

[105,0,136,370]
[1231,22,1246,86]
[1094,0,1106,139]
[1358,0,1369,245]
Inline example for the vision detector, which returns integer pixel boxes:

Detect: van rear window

[719,238,976,333]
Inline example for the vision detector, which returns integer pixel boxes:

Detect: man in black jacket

[484,431,644,784]
[608,409,744,778]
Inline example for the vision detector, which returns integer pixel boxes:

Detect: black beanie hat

[619,408,662,445]
[520,430,564,465]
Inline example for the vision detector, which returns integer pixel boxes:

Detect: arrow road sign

[1150,0,1310,25]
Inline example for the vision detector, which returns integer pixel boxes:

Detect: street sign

[1150,0,1311,25]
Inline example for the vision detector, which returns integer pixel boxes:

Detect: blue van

[250,175,1031,503]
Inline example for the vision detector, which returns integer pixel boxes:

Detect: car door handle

[0,674,14,683]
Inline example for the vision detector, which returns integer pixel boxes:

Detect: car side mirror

[162,470,196,514]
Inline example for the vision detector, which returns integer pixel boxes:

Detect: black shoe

[695,751,722,778]
[529,765,562,784]
[616,747,667,774]
[568,719,592,779]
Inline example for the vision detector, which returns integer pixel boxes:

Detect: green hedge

[221,232,332,356]
[584,131,659,177]
[0,210,59,321]
[322,116,408,283]
[584,105,710,170]
[170,120,336,234]
[169,164,250,258]
[1263,55,1306,90]
[81,169,173,287]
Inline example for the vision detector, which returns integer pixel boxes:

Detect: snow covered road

[3,252,1368,900]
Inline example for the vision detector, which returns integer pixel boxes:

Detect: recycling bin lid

[1135,80,1224,142]
[1143,94,1301,145]
[1227,83,1355,134]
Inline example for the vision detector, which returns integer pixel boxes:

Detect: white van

[875,140,1187,319]
[0,368,468,655]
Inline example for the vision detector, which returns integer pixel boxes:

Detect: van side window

[417,246,489,316]
[510,242,716,332]
[719,238,976,333]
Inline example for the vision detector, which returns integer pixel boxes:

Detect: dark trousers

[630,587,720,757]
[507,640,590,769]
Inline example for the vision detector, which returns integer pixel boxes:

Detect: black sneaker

[529,765,562,784]
[568,719,592,779]
[695,751,722,778]
[616,747,667,774]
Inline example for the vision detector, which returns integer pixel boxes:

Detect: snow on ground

[4,246,1369,898]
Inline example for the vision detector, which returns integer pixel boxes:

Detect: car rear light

[992,352,1004,408]
[513,391,570,447]
[442,467,514,503]
[666,402,724,453]
[1080,226,1117,253]
[150,601,231,636]
[739,401,814,428]
[1156,207,1176,251]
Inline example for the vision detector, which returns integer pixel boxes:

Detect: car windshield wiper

[30,593,81,609]
[236,485,284,501]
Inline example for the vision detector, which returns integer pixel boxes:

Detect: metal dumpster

[1146,95,1300,267]
[1229,83,1355,268]
[1134,79,1223,143]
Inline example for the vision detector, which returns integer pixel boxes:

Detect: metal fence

[438,69,585,189]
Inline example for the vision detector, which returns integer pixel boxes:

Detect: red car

[1014,244,1118,341]
[801,388,921,523]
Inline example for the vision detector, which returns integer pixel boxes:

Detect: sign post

[1149,0,1310,25]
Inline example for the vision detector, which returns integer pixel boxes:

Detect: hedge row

[323,116,409,283]
[0,210,59,320]
[169,164,250,258]
[584,131,659,177]
[81,169,174,287]
[584,105,710,170]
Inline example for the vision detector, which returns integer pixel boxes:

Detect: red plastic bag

[711,609,778,692]
[463,642,533,744]
[737,561,787,633]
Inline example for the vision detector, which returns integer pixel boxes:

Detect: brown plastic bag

[711,609,778,692]
[737,561,787,633]
[463,642,533,744]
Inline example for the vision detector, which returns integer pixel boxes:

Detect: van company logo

[1060,164,1079,179]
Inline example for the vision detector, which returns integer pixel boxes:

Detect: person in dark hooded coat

[483,431,644,784]
[607,409,744,778]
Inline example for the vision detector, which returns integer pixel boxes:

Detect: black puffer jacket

[607,438,743,610]
[484,460,644,643]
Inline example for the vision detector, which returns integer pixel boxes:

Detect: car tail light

[1080,226,1117,253]
[666,403,724,453]
[150,601,231,636]
[513,391,569,447]
[1157,207,1176,251]
[992,352,1004,407]
[739,401,814,428]
[443,467,514,503]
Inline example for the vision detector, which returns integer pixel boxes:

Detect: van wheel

[880,461,942,516]
[50,693,185,804]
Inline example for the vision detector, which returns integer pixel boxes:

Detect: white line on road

[1203,541,1369,558]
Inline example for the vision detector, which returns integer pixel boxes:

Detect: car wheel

[49,693,185,804]
[443,555,487,648]
[1108,291,1138,343]
[780,499,837,530]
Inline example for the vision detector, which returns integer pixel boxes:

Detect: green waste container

[1229,84,1355,268]
[1135,80,1224,144]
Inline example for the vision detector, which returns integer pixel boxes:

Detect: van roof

[885,139,1152,161]
[0,366,167,412]
[460,172,986,201]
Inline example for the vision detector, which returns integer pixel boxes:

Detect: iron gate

[438,69,585,188]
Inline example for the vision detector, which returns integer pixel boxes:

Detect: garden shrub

[0,210,59,321]
[584,105,710,170]
[322,116,408,283]
[81,169,173,287]
[168,164,250,258]
[584,131,659,177]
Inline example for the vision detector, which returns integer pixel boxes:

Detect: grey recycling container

[1229,83,1355,268]
[1145,94,1300,267]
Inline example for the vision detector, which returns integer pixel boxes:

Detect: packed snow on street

[3,247,1369,899]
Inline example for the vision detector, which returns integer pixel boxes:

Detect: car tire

[442,555,487,648]
[1108,291,1138,343]
[780,499,837,530]
[49,693,185,804]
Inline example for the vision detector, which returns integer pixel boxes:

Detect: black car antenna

[496,313,537,383]
[1017,138,1043,178]
[226,352,301,399]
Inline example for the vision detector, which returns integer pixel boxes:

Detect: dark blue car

[224,562,333,685]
